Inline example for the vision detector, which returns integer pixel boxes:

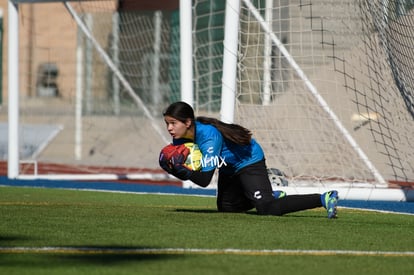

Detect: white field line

[0,247,413,257]
[339,206,414,216]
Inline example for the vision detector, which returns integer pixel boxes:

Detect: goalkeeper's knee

[255,200,283,216]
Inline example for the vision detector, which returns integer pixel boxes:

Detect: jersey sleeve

[195,123,223,172]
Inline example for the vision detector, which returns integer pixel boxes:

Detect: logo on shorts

[254,191,262,199]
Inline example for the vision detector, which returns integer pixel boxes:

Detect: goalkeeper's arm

[189,170,215,187]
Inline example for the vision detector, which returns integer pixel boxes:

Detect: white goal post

[4,0,414,201]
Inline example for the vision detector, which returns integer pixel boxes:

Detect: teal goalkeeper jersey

[174,121,265,174]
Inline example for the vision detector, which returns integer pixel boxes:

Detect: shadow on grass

[174,208,218,214]
[0,234,35,244]
[1,254,177,268]
[0,245,182,267]
[174,208,326,219]
[50,247,180,266]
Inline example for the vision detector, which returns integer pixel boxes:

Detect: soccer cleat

[321,190,338,219]
[273,190,287,199]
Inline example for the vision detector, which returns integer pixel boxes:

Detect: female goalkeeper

[159,101,338,218]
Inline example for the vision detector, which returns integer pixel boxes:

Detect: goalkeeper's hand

[159,144,190,176]
[159,157,173,174]
[170,151,193,180]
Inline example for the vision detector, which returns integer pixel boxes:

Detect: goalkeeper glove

[159,144,178,160]
[171,153,193,180]
[159,144,174,173]
[159,144,191,177]
[159,155,173,174]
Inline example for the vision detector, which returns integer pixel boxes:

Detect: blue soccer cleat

[273,190,287,199]
[321,190,338,219]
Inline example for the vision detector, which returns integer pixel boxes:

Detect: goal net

[6,0,174,183]
[232,0,414,196]
[4,0,414,200]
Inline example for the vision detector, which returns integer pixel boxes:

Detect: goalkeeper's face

[164,115,194,140]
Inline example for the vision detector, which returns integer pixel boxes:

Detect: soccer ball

[183,142,202,171]
[267,168,288,186]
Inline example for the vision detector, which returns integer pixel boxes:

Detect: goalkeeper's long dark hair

[163,101,252,146]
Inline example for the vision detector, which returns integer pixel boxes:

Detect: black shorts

[216,159,274,213]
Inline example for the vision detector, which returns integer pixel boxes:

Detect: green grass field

[1,186,413,275]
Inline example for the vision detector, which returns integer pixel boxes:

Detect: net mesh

[234,0,414,186]
[3,0,413,187]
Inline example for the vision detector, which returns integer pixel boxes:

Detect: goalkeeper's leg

[265,194,322,216]
[216,172,254,213]
[237,160,323,216]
